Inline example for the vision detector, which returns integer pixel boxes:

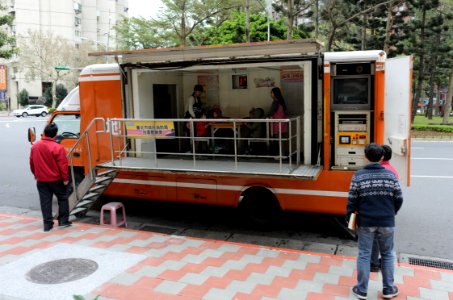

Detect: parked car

[11,105,49,117]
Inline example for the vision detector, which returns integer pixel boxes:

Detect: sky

[128,0,163,19]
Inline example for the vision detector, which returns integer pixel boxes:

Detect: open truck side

[39,39,411,223]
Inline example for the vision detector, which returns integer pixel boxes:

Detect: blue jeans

[356,226,395,294]
[371,238,380,267]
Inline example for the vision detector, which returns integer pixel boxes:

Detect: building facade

[0,0,128,110]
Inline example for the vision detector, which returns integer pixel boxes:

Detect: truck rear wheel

[239,187,281,228]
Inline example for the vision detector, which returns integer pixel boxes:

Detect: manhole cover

[26,258,98,284]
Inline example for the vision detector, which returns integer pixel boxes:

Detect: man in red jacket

[30,123,71,232]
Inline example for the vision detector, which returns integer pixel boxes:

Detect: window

[52,114,81,138]
[232,74,248,89]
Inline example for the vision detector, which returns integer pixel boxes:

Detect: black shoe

[44,225,53,232]
[383,286,399,299]
[370,264,380,272]
[352,286,367,299]
[58,222,72,228]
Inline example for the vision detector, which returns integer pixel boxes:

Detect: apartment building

[0,0,129,109]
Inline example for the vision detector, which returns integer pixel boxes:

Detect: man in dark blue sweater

[346,143,403,300]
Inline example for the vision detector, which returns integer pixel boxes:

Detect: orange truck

[31,39,412,224]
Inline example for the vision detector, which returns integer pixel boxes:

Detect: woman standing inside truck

[184,85,204,151]
[185,84,203,119]
[268,87,288,157]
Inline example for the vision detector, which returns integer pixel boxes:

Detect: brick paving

[0,214,452,300]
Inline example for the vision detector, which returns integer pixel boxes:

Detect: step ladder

[68,168,117,218]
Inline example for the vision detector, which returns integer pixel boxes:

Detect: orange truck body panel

[48,43,411,217]
[103,169,353,215]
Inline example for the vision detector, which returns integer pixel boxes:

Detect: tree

[273,0,316,40]
[43,84,67,107]
[17,88,29,107]
[405,0,442,120]
[443,66,453,124]
[0,5,17,59]
[320,0,398,51]
[17,30,99,108]
[154,0,242,46]
[201,10,287,44]
[114,16,174,49]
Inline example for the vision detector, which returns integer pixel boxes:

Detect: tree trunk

[361,12,367,50]
[245,0,250,42]
[412,8,426,122]
[327,26,337,51]
[426,29,441,120]
[436,83,441,116]
[315,0,319,39]
[180,0,187,46]
[287,0,294,40]
[442,65,453,125]
[383,0,394,54]
[51,80,57,109]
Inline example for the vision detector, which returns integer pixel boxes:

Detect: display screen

[332,77,369,106]
[339,135,350,144]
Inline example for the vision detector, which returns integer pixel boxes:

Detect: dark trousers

[37,181,69,228]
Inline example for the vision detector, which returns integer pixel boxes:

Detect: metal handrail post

[296,117,300,166]
[119,120,126,165]
[190,119,196,167]
[233,120,238,168]
[85,132,94,180]
[289,119,292,170]
[108,119,115,165]
[279,121,282,171]
[69,155,78,202]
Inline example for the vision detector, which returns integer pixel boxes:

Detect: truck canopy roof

[88,39,323,68]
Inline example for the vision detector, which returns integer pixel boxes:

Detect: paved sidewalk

[0,214,452,300]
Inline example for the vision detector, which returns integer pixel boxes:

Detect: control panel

[333,112,370,169]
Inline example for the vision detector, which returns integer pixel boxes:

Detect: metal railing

[65,116,302,191]
[67,117,107,202]
[106,116,301,172]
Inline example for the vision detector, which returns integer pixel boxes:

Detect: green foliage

[73,295,100,300]
[0,5,17,59]
[56,84,68,105]
[43,88,52,107]
[405,0,452,119]
[413,115,452,126]
[201,11,287,44]
[272,0,316,39]
[412,125,453,133]
[18,89,29,107]
[43,84,68,107]
[412,115,453,132]
[114,16,175,49]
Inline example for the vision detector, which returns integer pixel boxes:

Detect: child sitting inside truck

[242,107,265,155]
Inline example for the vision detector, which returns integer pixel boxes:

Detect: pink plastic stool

[100,202,127,227]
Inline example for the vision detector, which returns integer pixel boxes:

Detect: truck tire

[239,187,281,228]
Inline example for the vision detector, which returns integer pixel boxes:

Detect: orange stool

[100,202,127,227]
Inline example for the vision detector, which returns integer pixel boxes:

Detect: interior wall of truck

[123,58,320,167]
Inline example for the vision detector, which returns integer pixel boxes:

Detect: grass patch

[412,115,453,133]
